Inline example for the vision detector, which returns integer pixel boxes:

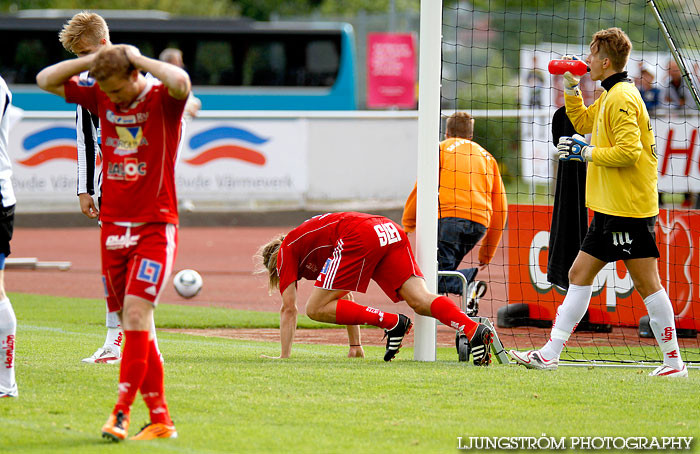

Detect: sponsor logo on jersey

[137,258,162,285]
[185,126,267,166]
[18,126,78,166]
[104,126,148,156]
[107,157,147,181]
[77,77,96,87]
[105,232,141,250]
[106,110,149,125]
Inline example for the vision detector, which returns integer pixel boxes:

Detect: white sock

[0,298,17,396]
[644,289,684,370]
[104,327,123,352]
[540,284,592,360]
[104,310,123,352]
[105,309,120,329]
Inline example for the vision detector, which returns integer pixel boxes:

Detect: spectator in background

[402,112,508,315]
[0,76,18,398]
[664,59,694,110]
[638,64,660,114]
[159,48,202,118]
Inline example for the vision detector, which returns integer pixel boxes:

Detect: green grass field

[1,294,698,453]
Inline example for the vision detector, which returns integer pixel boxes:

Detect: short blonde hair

[446,112,474,139]
[90,45,134,82]
[256,234,286,293]
[58,11,110,53]
[590,27,631,72]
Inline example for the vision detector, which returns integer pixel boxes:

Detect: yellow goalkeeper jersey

[565,73,658,218]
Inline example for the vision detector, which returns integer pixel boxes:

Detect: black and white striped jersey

[76,70,102,198]
[0,76,16,208]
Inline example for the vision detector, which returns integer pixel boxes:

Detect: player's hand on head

[122,44,142,63]
[557,134,592,162]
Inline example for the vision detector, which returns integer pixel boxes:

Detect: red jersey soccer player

[37,44,190,441]
[259,212,494,363]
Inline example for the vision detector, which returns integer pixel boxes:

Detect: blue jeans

[437,217,487,295]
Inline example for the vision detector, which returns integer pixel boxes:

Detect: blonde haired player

[510,28,687,377]
[259,212,494,364]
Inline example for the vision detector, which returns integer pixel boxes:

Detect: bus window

[193,41,233,86]
[14,39,50,84]
[243,42,286,86]
[306,40,339,86]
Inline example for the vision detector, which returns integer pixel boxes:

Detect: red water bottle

[548,59,589,76]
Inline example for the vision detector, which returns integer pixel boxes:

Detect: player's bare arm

[78,193,99,219]
[36,54,95,98]
[123,45,191,100]
[261,283,298,359]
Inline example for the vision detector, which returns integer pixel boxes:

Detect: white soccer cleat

[509,349,559,370]
[82,347,121,364]
[0,384,18,398]
[649,364,688,378]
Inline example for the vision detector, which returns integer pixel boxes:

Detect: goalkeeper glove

[557,134,593,162]
[562,55,582,96]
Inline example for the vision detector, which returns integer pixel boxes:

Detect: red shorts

[314,217,423,302]
[101,222,178,312]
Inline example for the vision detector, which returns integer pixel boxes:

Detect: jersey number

[374,222,401,247]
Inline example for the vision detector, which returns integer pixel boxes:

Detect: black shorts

[0,204,14,257]
[580,211,659,263]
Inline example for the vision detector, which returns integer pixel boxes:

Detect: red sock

[140,339,172,425]
[430,296,478,338]
[335,299,399,330]
[114,330,149,416]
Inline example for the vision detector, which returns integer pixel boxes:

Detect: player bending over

[258,211,494,365]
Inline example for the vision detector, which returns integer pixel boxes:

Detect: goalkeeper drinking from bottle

[510,27,687,377]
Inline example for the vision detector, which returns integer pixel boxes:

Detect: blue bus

[0,11,358,110]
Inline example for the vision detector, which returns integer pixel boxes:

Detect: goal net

[436,0,700,366]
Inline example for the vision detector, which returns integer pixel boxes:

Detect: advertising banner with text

[508,204,700,330]
[8,118,308,205]
[366,32,417,109]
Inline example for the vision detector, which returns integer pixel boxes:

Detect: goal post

[413,0,443,361]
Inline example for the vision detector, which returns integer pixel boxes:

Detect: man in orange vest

[402,111,508,314]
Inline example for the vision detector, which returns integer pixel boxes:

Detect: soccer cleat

[129,422,178,440]
[649,364,688,378]
[82,347,121,364]
[101,410,130,442]
[509,350,559,370]
[383,314,412,362]
[469,324,493,366]
[0,385,18,398]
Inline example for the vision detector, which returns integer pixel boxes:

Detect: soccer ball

[173,269,203,299]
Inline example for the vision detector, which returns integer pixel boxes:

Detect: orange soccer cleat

[101,410,130,442]
[129,422,178,440]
